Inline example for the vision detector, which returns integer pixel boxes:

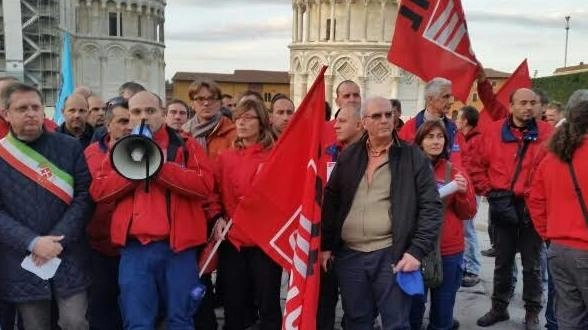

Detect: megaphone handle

[144,151,150,193]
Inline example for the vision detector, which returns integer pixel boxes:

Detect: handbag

[422,161,452,288]
[568,162,588,225]
[487,141,530,226]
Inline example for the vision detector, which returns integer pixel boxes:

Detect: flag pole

[198,219,232,278]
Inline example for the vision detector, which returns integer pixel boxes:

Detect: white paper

[21,255,61,280]
[326,162,336,181]
[439,180,459,199]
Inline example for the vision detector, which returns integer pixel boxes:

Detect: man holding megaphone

[89,91,216,329]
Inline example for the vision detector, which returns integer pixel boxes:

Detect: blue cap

[396,271,424,296]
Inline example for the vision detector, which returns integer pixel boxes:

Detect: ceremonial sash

[0,134,73,204]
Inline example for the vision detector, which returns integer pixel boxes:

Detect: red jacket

[84,136,118,256]
[469,117,553,197]
[460,127,483,176]
[215,143,271,247]
[527,139,588,251]
[398,110,465,167]
[433,159,477,256]
[0,116,57,137]
[89,126,215,252]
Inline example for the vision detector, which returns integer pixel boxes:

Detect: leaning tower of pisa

[289,0,425,116]
[66,0,166,99]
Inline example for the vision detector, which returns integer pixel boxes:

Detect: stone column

[416,80,426,112]
[358,76,368,101]
[315,0,321,41]
[304,2,310,42]
[297,3,304,42]
[325,74,335,107]
[292,4,298,43]
[300,73,309,98]
[289,73,296,103]
[362,0,369,42]
[329,0,335,42]
[390,76,399,98]
[345,0,351,41]
[380,0,387,41]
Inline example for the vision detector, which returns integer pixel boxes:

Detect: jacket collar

[501,116,539,143]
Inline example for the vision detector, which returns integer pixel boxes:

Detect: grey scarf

[184,112,222,150]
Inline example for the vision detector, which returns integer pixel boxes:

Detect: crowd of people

[0,63,586,330]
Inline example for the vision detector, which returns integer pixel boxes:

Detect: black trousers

[491,199,543,311]
[316,267,339,330]
[219,243,283,330]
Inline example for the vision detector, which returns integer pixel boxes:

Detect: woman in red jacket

[212,99,282,330]
[409,120,477,330]
[527,99,588,329]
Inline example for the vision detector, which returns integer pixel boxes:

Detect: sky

[164,0,588,80]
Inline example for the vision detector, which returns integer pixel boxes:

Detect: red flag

[232,67,327,330]
[388,0,477,102]
[478,59,531,131]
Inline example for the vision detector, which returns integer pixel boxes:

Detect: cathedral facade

[289,0,425,116]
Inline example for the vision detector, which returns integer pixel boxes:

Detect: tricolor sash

[0,133,73,204]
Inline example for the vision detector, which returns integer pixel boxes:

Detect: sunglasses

[364,111,394,120]
[105,96,128,111]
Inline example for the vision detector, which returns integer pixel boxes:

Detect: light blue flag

[54,32,74,125]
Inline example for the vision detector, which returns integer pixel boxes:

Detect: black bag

[487,190,518,226]
[422,161,452,288]
[487,141,530,226]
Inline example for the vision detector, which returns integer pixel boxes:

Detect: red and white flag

[388,0,477,102]
[232,67,327,330]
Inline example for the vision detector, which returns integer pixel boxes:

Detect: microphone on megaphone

[110,119,164,191]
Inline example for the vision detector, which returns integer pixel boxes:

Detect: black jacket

[0,132,93,302]
[321,134,443,263]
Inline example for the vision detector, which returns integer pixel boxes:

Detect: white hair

[361,96,392,117]
[425,77,452,99]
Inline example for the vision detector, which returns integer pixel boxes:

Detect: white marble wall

[70,0,165,98]
[289,0,425,117]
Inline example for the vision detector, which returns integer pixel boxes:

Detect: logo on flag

[388,0,478,102]
[422,0,475,64]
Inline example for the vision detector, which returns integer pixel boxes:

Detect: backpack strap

[568,162,588,226]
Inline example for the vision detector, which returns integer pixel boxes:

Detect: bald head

[73,86,92,99]
[509,88,536,127]
[128,91,165,132]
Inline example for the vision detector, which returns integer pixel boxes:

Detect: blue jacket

[0,132,93,302]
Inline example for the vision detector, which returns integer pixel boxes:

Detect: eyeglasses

[364,111,394,120]
[235,115,259,121]
[193,96,219,103]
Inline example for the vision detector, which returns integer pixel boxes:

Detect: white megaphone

[110,119,163,186]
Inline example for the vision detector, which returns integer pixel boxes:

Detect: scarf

[186,112,222,150]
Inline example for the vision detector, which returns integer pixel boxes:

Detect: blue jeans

[463,196,481,275]
[335,247,412,330]
[118,240,199,330]
[410,253,464,330]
